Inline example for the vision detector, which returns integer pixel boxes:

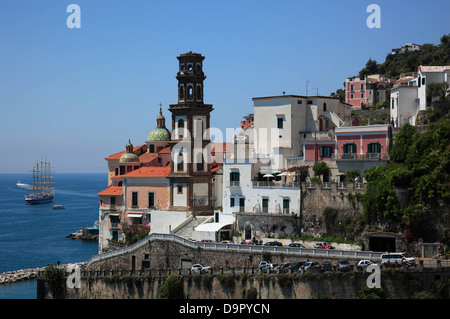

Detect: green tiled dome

[147,128,171,142]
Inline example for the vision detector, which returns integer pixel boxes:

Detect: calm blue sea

[0,173,107,299]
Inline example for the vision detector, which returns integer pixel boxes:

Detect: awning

[127,213,143,218]
[195,222,232,233]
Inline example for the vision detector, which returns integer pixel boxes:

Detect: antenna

[306,80,309,97]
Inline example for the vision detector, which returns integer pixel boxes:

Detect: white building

[417,65,450,110]
[390,65,450,127]
[221,95,351,218]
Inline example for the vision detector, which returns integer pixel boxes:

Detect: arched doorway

[244,222,255,240]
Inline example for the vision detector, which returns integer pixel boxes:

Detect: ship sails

[25,160,55,204]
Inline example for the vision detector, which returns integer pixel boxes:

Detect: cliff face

[51,270,449,299]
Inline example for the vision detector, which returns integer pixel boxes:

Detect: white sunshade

[127,213,143,218]
[194,222,232,233]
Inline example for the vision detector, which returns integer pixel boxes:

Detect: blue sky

[0,0,449,173]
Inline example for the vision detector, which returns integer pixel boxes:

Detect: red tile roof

[138,152,160,164]
[158,146,172,154]
[105,144,146,160]
[121,166,171,178]
[98,186,123,196]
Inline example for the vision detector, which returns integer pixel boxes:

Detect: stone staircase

[173,215,213,240]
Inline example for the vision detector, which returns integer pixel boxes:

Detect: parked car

[289,261,304,271]
[280,262,291,273]
[191,264,211,274]
[220,240,233,244]
[320,261,332,272]
[380,253,416,267]
[314,242,334,249]
[337,260,351,272]
[264,241,283,247]
[288,243,305,248]
[303,261,320,271]
[258,261,271,273]
[356,260,373,271]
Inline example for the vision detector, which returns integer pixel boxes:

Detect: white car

[191,264,211,274]
[356,259,373,270]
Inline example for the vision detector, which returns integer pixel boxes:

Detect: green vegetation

[42,264,66,298]
[157,273,184,299]
[362,119,450,244]
[358,34,450,79]
[122,223,150,246]
[312,162,330,180]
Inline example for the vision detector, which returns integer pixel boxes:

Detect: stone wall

[55,269,450,299]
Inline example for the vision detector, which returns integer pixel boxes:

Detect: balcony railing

[332,153,381,160]
[229,181,240,187]
[252,181,300,188]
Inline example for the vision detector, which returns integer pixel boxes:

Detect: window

[283,198,290,214]
[149,145,155,153]
[350,93,354,99]
[323,103,327,112]
[277,117,283,129]
[230,197,235,207]
[230,171,240,187]
[230,171,240,181]
[179,85,184,99]
[178,119,184,128]
[148,192,155,208]
[177,160,184,172]
[367,142,381,153]
[297,100,302,104]
[361,93,364,98]
[132,192,138,208]
[110,196,116,206]
[391,98,395,109]
[320,146,333,158]
[262,198,269,213]
[360,84,364,90]
[239,198,245,213]
[422,77,426,85]
[177,185,183,194]
[350,84,354,91]
[197,155,204,171]
[344,143,356,153]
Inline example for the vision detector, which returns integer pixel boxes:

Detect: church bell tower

[168,52,214,215]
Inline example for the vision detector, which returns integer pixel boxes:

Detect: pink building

[333,125,389,160]
[301,124,391,181]
[345,77,369,108]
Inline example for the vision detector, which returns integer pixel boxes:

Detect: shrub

[43,264,66,298]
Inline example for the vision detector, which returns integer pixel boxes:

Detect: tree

[43,264,66,298]
[427,82,449,102]
[312,162,330,181]
[158,274,184,299]
[389,123,418,164]
[359,58,379,78]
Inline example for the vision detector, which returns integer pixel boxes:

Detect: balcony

[229,181,240,188]
[252,181,300,188]
[332,153,381,160]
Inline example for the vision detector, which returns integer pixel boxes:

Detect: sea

[0,173,107,299]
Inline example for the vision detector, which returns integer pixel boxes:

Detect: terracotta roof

[105,145,146,160]
[98,186,123,196]
[121,166,171,178]
[158,146,172,154]
[139,152,160,164]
